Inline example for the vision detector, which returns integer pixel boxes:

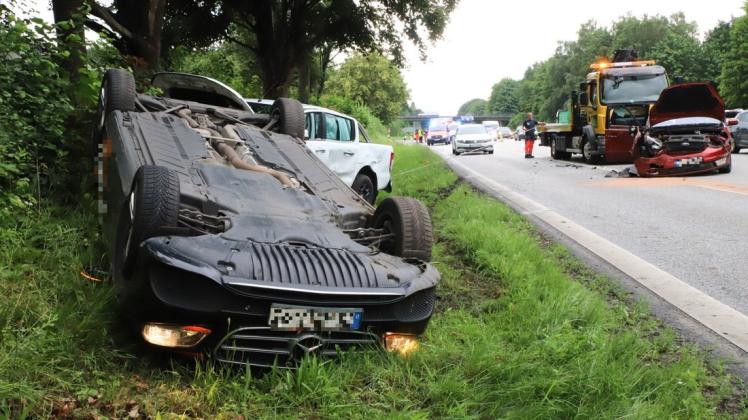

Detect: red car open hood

[649,82,725,126]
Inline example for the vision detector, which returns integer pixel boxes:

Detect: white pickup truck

[247,100,393,204]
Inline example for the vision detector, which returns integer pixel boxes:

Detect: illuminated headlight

[142,323,211,348]
[384,332,419,356]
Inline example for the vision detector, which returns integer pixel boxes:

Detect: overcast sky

[403,0,746,115]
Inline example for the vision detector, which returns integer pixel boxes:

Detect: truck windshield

[601,73,668,104]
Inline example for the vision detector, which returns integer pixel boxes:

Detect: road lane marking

[585,177,748,197]
[442,154,748,352]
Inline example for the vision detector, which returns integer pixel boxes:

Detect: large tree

[721,3,748,107]
[488,78,520,115]
[457,98,487,116]
[326,53,408,123]
[223,0,458,98]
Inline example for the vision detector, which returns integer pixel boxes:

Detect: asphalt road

[430,140,748,315]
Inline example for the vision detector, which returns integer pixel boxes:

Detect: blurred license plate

[268,305,363,331]
[674,157,703,167]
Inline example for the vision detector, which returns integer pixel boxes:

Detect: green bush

[0,11,74,216]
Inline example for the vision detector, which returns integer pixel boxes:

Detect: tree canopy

[326,53,409,124]
[457,98,487,116]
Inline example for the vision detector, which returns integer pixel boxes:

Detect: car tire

[731,140,741,154]
[352,173,377,204]
[718,159,732,174]
[488,150,494,154]
[95,69,136,135]
[370,197,433,262]
[271,98,305,138]
[114,165,180,274]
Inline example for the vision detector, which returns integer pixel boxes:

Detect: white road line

[443,154,748,352]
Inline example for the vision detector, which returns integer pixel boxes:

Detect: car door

[306,112,359,186]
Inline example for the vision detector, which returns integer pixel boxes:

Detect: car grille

[243,242,382,289]
[214,327,380,368]
[664,137,708,154]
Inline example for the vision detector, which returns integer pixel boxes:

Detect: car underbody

[96,70,439,368]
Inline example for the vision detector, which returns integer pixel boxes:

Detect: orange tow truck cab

[540,51,670,164]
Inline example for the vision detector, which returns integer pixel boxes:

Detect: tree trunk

[297,54,310,103]
[52,0,86,102]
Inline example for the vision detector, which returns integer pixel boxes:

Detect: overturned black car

[95,69,439,368]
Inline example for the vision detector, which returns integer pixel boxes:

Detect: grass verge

[0,143,745,418]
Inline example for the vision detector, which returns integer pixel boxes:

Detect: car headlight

[142,323,211,348]
[644,135,662,152]
[384,332,419,356]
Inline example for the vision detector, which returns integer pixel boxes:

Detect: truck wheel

[352,173,377,204]
[113,165,180,275]
[271,98,305,138]
[582,138,600,164]
[370,197,433,261]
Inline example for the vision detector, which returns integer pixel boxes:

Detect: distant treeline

[459,6,748,127]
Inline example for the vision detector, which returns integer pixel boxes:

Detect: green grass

[0,144,745,418]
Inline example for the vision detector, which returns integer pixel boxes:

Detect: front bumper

[455,142,493,152]
[634,147,730,177]
[120,237,439,368]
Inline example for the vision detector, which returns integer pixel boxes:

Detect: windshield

[429,123,448,131]
[601,73,668,104]
[458,125,487,135]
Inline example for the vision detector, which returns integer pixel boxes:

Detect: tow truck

[539,50,670,164]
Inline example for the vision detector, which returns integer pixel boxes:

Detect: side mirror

[673,75,685,84]
[579,92,589,106]
[728,119,738,126]
[579,82,587,91]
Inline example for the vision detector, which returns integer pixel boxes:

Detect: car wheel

[352,173,377,204]
[731,139,741,154]
[271,98,305,138]
[718,158,732,174]
[488,150,494,154]
[370,197,433,261]
[114,166,180,274]
[94,69,136,136]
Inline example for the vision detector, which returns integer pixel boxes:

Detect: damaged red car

[632,82,733,176]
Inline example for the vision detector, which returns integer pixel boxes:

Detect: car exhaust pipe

[213,140,298,188]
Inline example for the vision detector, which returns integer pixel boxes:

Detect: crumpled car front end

[634,83,732,177]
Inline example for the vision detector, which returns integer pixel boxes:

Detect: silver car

[451,124,494,155]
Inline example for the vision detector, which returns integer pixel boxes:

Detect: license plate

[674,157,703,167]
[268,304,363,331]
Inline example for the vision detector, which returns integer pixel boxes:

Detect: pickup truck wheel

[114,166,180,275]
[352,173,377,204]
[370,197,433,261]
[271,98,305,138]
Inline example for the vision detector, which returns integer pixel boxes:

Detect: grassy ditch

[0,144,745,418]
